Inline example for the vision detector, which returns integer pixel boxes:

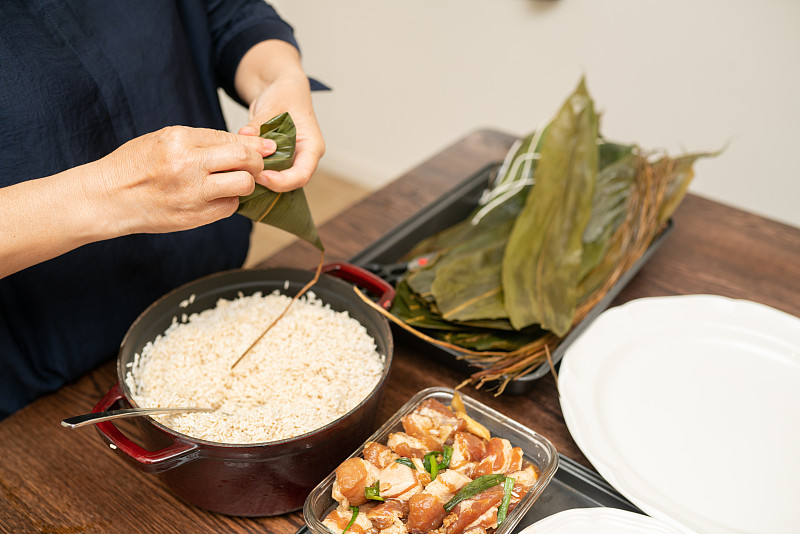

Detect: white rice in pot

[125,289,385,444]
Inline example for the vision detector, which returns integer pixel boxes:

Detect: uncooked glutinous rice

[125,290,384,444]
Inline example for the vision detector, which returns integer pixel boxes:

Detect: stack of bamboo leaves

[389,78,715,392]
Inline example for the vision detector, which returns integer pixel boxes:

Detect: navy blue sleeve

[205,0,300,104]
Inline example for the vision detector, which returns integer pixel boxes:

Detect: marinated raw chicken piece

[406,469,472,534]
[380,522,410,534]
[387,432,429,459]
[379,460,425,501]
[366,499,409,530]
[422,469,472,503]
[504,464,539,508]
[333,457,380,507]
[324,503,378,534]
[507,465,538,491]
[472,438,523,477]
[505,448,523,474]
[443,486,505,534]
[401,399,465,450]
[363,441,399,469]
[406,492,447,534]
[415,399,462,428]
[449,432,488,477]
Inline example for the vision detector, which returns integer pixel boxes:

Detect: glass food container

[304,386,559,534]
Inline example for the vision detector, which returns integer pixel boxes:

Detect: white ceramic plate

[558,295,800,534]
[522,507,686,534]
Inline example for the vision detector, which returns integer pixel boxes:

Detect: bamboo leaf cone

[236,112,324,252]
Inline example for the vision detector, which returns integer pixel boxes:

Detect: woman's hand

[0,126,273,278]
[95,126,275,235]
[234,40,326,193]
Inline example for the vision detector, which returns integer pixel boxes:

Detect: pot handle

[93,383,199,475]
[321,262,396,309]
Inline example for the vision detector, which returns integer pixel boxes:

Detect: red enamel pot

[93,263,394,517]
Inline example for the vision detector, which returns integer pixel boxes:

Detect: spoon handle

[61,407,214,429]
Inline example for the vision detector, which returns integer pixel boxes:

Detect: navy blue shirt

[0,1,303,418]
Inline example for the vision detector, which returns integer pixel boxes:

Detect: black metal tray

[295,453,642,534]
[516,454,642,529]
[349,162,673,394]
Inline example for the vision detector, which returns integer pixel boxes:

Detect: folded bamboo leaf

[392,280,459,331]
[405,218,476,260]
[405,259,441,302]
[413,219,512,300]
[395,277,520,332]
[393,282,543,351]
[236,112,324,251]
[502,78,599,335]
[430,237,509,322]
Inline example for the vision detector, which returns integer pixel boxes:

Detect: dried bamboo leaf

[417,219,513,318]
[236,112,324,251]
[430,239,508,322]
[404,223,508,304]
[393,280,461,331]
[395,279,515,332]
[502,78,599,335]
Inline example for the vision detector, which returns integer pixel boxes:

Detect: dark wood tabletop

[2,129,799,533]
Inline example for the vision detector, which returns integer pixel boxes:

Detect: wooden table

[2,130,799,533]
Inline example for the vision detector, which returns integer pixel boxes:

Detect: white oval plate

[522,507,686,534]
[558,295,800,534]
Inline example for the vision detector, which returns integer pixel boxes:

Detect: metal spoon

[61,406,215,429]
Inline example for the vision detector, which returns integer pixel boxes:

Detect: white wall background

[222,0,800,228]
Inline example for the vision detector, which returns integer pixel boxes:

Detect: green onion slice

[444,474,506,512]
[440,445,454,469]
[365,480,384,501]
[496,476,515,525]
[343,505,358,533]
[423,451,441,480]
[395,457,416,470]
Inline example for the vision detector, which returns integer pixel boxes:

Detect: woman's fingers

[190,126,275,155]
[201,170,257,203]
[256,147,318,192]
[197,142,264,178]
